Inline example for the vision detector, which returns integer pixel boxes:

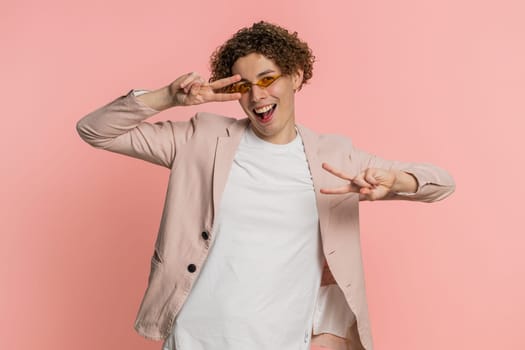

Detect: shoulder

[298,123,354,150]
[319,133,353,147]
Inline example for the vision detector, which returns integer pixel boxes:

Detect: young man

[77,22,455,350]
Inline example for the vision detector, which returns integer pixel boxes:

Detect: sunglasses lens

[227,84,240,94]
[227,75,280,94]
[239,84,250,94]
[258,76,277,87]
[229,83,249,94]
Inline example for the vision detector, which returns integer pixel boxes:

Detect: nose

[250,84,267,102]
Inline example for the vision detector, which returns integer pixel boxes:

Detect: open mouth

[253,104,276,123]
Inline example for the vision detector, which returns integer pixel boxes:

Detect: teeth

[254,104,275,114]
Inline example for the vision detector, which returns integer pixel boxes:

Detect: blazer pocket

[147,249,164,285]
[151,249,164,266]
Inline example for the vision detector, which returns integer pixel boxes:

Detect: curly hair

[209,21,315,90]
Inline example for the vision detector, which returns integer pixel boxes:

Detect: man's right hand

[171,72,242,106]
[137,72,242,111]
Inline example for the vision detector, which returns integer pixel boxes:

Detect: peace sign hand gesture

[170,72,242,107]
[320,163,417,201]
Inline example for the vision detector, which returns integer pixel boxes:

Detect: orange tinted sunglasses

[226,75,282,94]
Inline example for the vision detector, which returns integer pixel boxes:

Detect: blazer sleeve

[349,145,456,203]
[76,90,196,168]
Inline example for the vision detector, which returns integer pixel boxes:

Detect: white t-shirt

[162,126,323,350]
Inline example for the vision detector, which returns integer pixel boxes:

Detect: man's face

[231,53,303,144]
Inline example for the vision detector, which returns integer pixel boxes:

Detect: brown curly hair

[209,21,315,91]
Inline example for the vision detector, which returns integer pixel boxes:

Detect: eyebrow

[238,69,277,82]
[257,69,276,78]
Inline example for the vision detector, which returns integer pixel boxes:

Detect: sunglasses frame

[226,74,282,94]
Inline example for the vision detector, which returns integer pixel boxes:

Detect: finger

[364,169,379,186]
[208,92,242,102]
[209,74,242,90]
[180,72,201,89]
[189,82,202,96]
[321,163,353,181]
[179,72,194,88]
[320,184,360,195]
[360,187,383,201]
[183,78,203,94]
[352,173,373,189]
[357,188,374,201]
[360,187,372,195]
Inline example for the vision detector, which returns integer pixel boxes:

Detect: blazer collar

[212,118,249,222]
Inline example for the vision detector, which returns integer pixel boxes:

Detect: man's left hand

[320,163,417,201]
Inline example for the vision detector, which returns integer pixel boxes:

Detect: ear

[292,69,304,91]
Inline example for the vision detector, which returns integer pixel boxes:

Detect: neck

[250,124,297,144]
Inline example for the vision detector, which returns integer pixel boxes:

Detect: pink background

[3,0,524,349]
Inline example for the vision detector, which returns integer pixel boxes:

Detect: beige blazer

[77,91,455,350]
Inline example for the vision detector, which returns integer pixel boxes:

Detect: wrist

[391,170,418,194]
[136,86,175,111]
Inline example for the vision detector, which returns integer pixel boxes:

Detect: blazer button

[187,264,196,273]
[201,231,209,240]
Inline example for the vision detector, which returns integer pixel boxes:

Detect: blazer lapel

[296,124,332,240]
[212,118,250,221]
